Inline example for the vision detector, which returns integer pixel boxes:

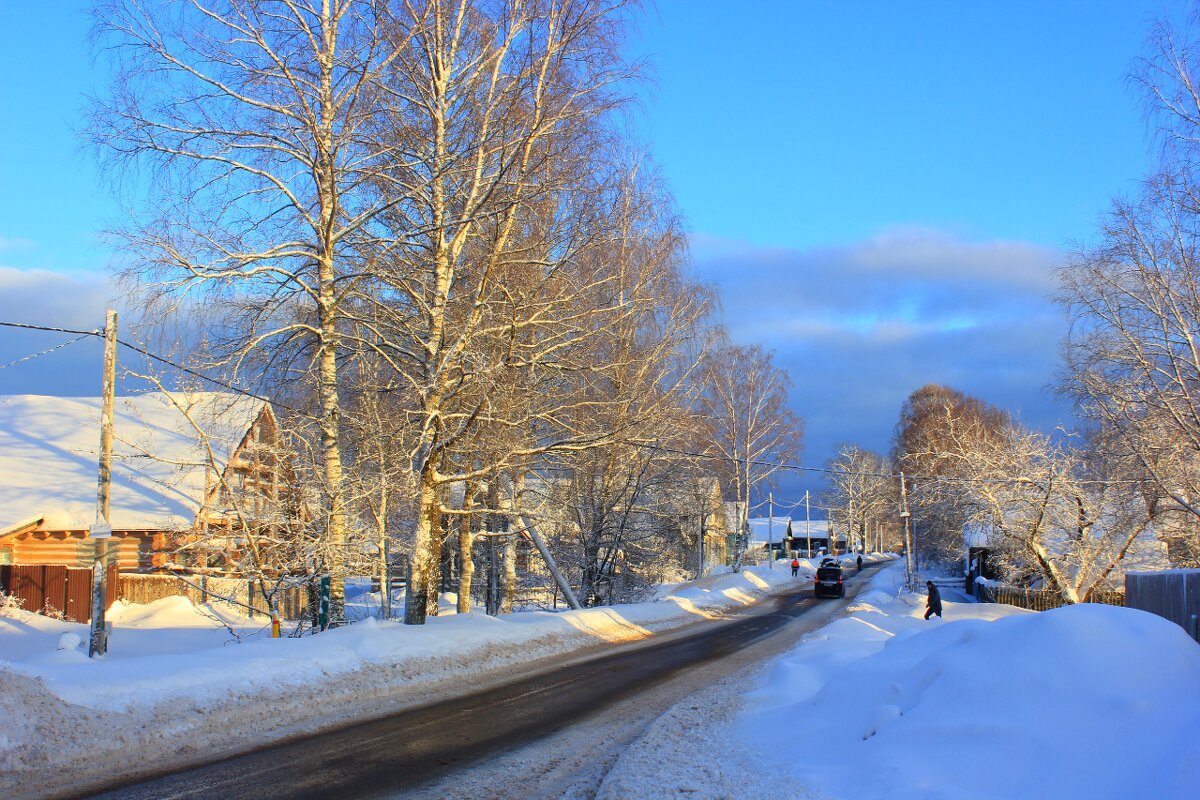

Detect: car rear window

[817,567,842,580]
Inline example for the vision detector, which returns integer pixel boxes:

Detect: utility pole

[767,491,774,568]
[900,471,915,591]
[89,309,117,658]
[848,493,855,556]
[805,490,811,558]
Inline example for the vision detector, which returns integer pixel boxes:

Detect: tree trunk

[405,468,440,625]
[425,492,444,618]
[457,480,477,614]
[379,533,390,620]
[317,292,346,625]
[501,533,517,614]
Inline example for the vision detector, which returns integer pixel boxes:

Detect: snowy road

[85,566,884,800]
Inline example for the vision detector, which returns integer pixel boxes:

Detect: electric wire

[0,332,93,370]
[0,320,306,416]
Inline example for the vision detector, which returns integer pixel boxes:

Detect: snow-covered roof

[0,393,268,533]
[748,517,791,543]
[748,517,832,542]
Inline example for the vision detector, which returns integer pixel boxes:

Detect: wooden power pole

[89,309,117,658]
[900,471,915,591]
[767,491,774,568]
[804,490,811,557]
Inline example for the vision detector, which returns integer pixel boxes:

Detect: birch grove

[91,0,766,625]
[821,445,897,556]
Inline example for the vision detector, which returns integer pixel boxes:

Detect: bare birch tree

[821,444,896,555]
[1057,8,1200,565]
[697,344,804,567]
[90,0,417,622]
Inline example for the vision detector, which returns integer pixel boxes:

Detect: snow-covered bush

[0,592,27,619]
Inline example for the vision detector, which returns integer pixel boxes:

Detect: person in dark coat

[924,580,943,619]
[790,558,800,577]
[856,554,863,572]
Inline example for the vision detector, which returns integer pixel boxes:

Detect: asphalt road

[84,566,880,800]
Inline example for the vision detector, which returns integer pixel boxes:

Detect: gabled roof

[748,516,833,543]
[0,392,268,533]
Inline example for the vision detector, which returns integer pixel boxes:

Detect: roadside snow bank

[0,557,894,799]
[736,565,1200,800]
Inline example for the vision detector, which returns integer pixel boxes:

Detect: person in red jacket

[790,558,800,577]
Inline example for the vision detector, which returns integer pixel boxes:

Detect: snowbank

[731,565,1200,800]
[0,557,892,798]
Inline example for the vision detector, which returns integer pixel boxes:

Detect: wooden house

[0,392,292,574]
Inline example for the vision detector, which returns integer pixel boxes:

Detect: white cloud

[691,227,1063,345]
[690,228,1075,495]
[0,267,118,330]
[0,236,35,252]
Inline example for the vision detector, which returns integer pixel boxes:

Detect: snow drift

[737,568,1200,800]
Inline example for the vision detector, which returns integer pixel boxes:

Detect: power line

[0,320,306,416]
[0,332,93,370]
[0,321,102,337]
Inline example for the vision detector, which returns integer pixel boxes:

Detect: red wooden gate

[0,564,119,622]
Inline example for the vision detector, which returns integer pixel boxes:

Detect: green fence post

[319,576,331,631]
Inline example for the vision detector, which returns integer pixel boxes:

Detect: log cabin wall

[8,530,156,571]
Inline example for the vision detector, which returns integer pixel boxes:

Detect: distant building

[747,516,837,558]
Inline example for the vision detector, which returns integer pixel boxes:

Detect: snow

[0,556,894,798]
[10,555,1189,800]
[601,563,1200,799]
[0,392,264,532]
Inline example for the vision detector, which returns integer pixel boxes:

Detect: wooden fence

[1126,570,1200,643]
[974,582,1125,612]
[2,567,311,622]
[0,564,119,623]
[118,573,311,620]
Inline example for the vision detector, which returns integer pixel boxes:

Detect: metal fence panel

[1126,570,1200,642]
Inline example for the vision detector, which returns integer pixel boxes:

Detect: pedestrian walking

[790,558,800,577]
[856,554,863,572]
[924,580,942,620]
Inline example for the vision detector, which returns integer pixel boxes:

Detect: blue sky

[0,0,1182,506]
[632,0,1161,249]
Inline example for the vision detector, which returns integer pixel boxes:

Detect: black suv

[814,564,845,598]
